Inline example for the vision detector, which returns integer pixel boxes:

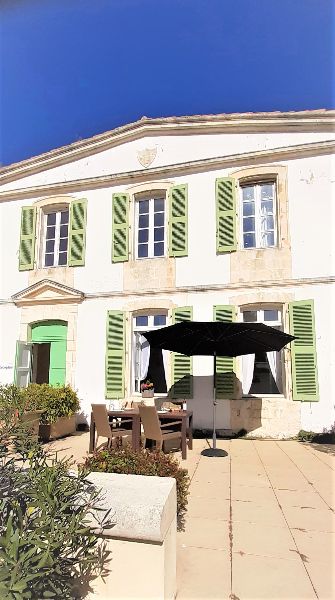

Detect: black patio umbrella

[143,321,294,450]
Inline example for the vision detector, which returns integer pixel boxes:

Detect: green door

[30,321,67,386]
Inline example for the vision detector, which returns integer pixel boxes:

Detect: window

[241,308,283,395]
[42,208,69,267]
[135,196,165,258]
[240,182,277,249]
[133,313,167,393]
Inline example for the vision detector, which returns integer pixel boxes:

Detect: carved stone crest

[137,147,157,168]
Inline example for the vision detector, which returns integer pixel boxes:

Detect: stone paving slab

[46,433,335,599]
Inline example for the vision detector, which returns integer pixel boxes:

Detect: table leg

[188,414,193,450]
[181,416,187,460]
[89,413,95,453]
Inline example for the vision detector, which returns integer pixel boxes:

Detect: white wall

[0,200,29,298]
[0,303,21,385]
[288,155,335,279]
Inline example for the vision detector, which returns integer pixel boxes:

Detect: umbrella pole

[213,352,217,450]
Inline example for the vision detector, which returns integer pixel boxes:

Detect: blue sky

[1,0,334,166]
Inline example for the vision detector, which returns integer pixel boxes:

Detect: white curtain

[140,335,150,380]
[162,350,169,382]
[267,351,283,393]
[242,354,255,395]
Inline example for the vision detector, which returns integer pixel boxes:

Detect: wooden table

[89,410,141,453]
[89,408,193,460]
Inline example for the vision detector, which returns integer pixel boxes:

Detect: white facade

[0,110,334,437]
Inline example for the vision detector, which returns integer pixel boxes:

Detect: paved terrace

[48,433,335,599]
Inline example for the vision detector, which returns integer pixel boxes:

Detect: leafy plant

[84,445,190,515]
[140,379,154,391]
[0,405,111,599]
[18,384,79,424]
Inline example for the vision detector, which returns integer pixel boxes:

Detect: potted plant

[141,379,154,398]
[0,384,43,442]
[21,384,80,441]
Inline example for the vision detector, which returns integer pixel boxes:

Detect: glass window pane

[265,216,274,230]
[242,202,255,217]
[263,231,275,247]
[154,315,166,326]
[154,213,164,227]
[264,310,279,321]
[60,211,69,224]
[243,217,255,232]
[59,238,68,251]
[243,233,256,248]
[260,183,274,199]
[242,186,255,201]
[138,228,149,243]
[58,252,67,266]
[138,244,148,258]
[154,227,164,242]
[47,213,56,225]
[136,316,148,327]
[60,224,68,238]
[261,200,274,215]
[154,198,164,212]
[139,214,149,228]
[46,226,55,239]
[138,200,149,214]
[45,239,55,253]
[45,254,54,267]
[154,242,164,256]
[243,311,257,322]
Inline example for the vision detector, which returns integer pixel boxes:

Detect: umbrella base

[201,448,228,458]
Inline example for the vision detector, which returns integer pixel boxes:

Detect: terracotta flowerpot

[39,415,76,441]
[141,389,155,398]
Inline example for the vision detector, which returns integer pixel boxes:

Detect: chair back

[92,404,112,438]
[139,405,162,441]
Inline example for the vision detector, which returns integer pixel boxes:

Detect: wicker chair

[91,404,132,449]
[139,405,182,453]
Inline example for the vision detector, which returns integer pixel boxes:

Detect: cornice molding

[0,110,334,185]
[2,274,333,305]
[0,139,334,203]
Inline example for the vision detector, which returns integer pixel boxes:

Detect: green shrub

[84,446,190,515]
[0,407,111,599]
[21,384,80,424]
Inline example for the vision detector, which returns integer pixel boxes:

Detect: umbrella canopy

[143,321,294,357]
[143,321,294,452]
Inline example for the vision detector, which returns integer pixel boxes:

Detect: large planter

[39,415,76,442]
[141,389,154,398]
[22,410,43,441]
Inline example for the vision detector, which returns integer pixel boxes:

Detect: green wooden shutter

[68,199,87,266]
[216,177,237,253]
[105,311,125,399]
[213,305,236,398]
[171,306,193,398]
[289,300,319,401]
[169,184,188,257]
[112,193,129,262]
[19,206,36,271]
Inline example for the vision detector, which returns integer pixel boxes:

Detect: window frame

[240,306,284,397]
[39,203,70,268]
[134,193,167,260]
[239,180,278,250]
[132,311,168,394]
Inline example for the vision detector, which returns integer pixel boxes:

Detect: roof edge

[1,109,334,183]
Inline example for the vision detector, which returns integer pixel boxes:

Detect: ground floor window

[133,313,168,393]
[241,308,283,395]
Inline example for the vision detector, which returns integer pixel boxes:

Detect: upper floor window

[42,208,69,267]
[241,307,283,395]
[240,182,277,249]
[135,195,166,259]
